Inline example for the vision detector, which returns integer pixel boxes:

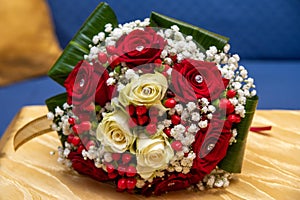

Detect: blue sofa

[1,0,299,136]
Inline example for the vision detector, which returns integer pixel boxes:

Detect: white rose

[136,135,174,180]
[118,72,168,107]
[96,110,135,153]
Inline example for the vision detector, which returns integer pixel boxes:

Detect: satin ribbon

[250,126,272,133]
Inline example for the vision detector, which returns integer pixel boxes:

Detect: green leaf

[45,93,67,112]
[218,95,259,173]
[48,2,118,86]
[150,12,229,51]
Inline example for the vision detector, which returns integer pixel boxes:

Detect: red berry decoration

[106,45,116,55]
[126,166,137,177]
[122,153,132,164]
[163,128,172,137]
[228,114,241,123]
[127,105,136,116]
[164,98,177,108]
[126,178,137,190]
[77,145,85,153]
[118,165,127,176]
[219,98,235,114]
[81,121,92,131]
[106,163,115,174]
[71,136,81,146]
[136,105,147,116]
[86,140,95,150]
[68,118,75,125]
[146,123,157,135]
[227,89,237,98]
[117,178,127,190]
[137,115,149,126]
[154,58,162,64]
[98,52,108,63]
[112,153,121,161]
[171,115,181,125]
[108,172,118,179]
[226,102,235,114]
[67,134,74,143]
[171,140,183,151]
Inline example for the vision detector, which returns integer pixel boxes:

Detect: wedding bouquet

[45,3,258,196]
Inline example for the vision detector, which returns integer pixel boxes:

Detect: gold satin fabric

[0,106,299,199]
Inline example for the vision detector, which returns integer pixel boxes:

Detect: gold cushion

[0,0,61,86]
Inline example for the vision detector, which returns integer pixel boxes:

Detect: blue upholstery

[0,1,299,136]
[47,0,300,59]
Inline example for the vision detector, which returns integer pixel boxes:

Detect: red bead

[146,123,157,135]
[77,145,85,153]
[126,166,137,177]
[106,163,115,174]
[117,178,127,190]
[108,55,120,68]
[137,115,149,126]
[122,153,132,164]
[67,134,74,143]
[170,54,177,62]
[68,118,75,125]
[163,128,172,137]
[171,140,183,151]
[81,121,92,131]
[227,89,237,98]
[127,105,136,116]
[219,98,235,114]
[228,114,241,123]
[164,98,177,108]
[154,58,162,64]
[112,153,121,161]
[98,52,108,63]
[108,172,118,179]
[136,105,147,116]
[106,45,116,55]
[126,178,137,190]
[71,136,81,146]
[171,115,181,125]
[86,140,95,150]
[118,165,127,176]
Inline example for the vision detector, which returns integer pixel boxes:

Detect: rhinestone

[195,75,203,83]
[136,45,144,51]
[79,78,85,87]
[207,143,215,151]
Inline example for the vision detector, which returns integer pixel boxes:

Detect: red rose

[64,60,114,110]
[113,27,166,68]
[68,151,110,182]
[192,118,232,175]
[171,59,225,102]
[141,172,205,196]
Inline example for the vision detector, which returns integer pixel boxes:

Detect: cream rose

[118,72,168,107]
[96,110,135,153]
[136,135,174,180]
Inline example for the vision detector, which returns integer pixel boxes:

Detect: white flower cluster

[196,168,232,190]
[47,103,73,135]
[158,25,205,63]
[206,45,256,118]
